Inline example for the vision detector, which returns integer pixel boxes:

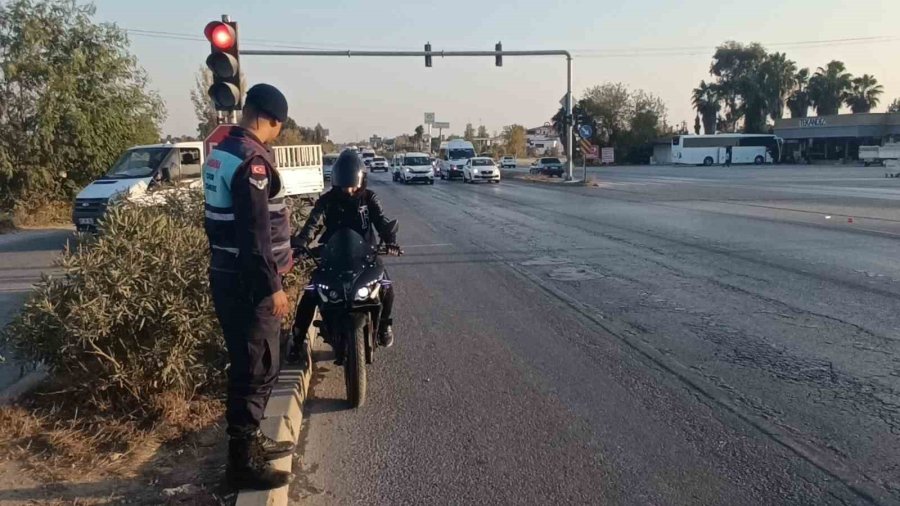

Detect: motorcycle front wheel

[344,317,367,408]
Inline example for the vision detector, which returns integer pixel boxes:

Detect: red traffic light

[204,21,235,50]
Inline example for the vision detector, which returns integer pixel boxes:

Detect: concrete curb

[236,321,315,506]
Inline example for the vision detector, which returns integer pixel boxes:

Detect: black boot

[226,436,291,491]
[255,429,295,460]
[286,332,309,369]
[377,320,394,348]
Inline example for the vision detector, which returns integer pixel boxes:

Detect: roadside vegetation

[0,191,312,484]
[690,42,886,135]
[0,0,165,229]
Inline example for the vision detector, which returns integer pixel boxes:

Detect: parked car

[370,156,390,172]
[395,153,435,185]
[500,155,517,168]
[463,157,501,184]
[322,153,339,180]
[530,157,565,177]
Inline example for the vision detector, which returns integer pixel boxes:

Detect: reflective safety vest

[202,128,292,276]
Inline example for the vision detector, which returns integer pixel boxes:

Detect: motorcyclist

[288,150,401,367]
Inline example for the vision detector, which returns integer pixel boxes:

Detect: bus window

[672,136,681,146]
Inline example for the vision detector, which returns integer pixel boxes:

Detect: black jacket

[295,188,396,248]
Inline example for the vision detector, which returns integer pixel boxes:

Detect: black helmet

[245,83,288,122]
[331,150,365,189]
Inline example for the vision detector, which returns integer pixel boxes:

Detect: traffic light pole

[240,48,575,180]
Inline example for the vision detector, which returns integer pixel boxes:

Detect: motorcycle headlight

[356,286,370,300]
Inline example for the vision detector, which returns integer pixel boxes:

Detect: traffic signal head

[425,42,432,68]
[495,41,502,67]
[204,20,241,111]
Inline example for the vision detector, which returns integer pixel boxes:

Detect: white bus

[672,134,782,166]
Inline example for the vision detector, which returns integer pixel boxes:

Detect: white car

[463,157,500,184]
[397,153,435,185]
[500,155,517,168]
[370,156,389,172]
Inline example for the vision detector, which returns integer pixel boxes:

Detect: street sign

[424,112,435,124]
[204,123,235,156]
[432,121,450,129]
[601,147,615,164]
[559,92,570,107]
[578,124,593,139]
[580,139,599,159]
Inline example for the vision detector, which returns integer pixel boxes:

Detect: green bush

[2,189,311,420]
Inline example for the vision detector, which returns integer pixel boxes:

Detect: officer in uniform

[203,83,295,490]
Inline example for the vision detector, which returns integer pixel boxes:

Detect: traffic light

[425,42,432,67]
[204,20,241,110]
[495,41,502,67]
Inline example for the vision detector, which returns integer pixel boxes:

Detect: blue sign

[578,124,593,139]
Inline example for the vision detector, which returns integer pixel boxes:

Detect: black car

[529,157,565,177]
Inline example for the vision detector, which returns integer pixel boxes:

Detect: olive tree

[0,0,165,210]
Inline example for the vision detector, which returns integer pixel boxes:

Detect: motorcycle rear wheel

[344,321,367,408]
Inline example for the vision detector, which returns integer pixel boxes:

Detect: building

[526,125,561,156]
[773,112,900,162]
[651,137,674,165]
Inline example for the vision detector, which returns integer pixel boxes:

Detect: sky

[91,0,900,143]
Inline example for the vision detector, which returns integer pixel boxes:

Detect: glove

[385,244,403,256]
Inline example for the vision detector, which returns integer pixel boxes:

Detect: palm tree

[808,61,853,116]
[845,74,884,113]
[787,68,811,118]
[691,81,721,135]
[762,52,797,121]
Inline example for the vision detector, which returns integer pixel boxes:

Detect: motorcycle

[298,221,401,408]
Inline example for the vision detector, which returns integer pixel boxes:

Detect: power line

[124,27,900,58]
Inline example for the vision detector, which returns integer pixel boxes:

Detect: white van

[438,140,476,181]
[396,152,435,185]
[73,142,324,231]
[72,142,205,231]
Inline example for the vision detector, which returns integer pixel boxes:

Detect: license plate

[78,218,95,225]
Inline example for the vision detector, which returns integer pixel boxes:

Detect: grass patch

[12,198,72,228]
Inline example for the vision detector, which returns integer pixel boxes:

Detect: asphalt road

[289,164,900,505]
[0,229,72,390]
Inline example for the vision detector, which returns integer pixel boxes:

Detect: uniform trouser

[210,271,282,438]
[293,270,394,344]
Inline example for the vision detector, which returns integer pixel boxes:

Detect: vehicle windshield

[541,158,562,164]
[472,159,495,166]
[404,157,430,166]
[449,148,476,160]
[374,157,386,162]
[362,152,375,159]
[104,147,171,178]
[321,228,372,274]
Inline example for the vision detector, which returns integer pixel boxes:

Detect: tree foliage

[501,124,526,157]
[190,67,217,139]
[0,0,165,210]
[845,74,884,113]
[889,98,900,114]
[808,61,853,116]
[695,41,884,130]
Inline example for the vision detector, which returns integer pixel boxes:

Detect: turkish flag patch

[251,164,266,176]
